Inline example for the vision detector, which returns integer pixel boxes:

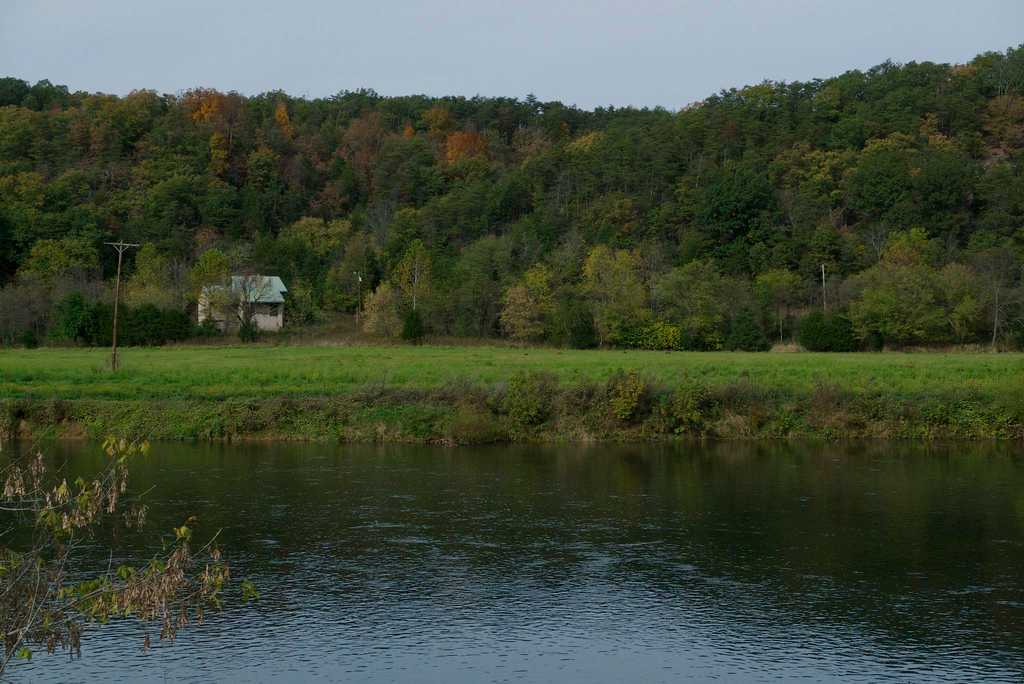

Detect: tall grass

[1,345,1022,401]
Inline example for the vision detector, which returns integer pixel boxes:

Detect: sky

[1,0,1021,110]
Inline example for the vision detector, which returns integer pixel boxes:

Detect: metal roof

[227,275,288,304]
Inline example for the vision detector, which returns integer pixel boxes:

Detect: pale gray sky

[1,0,1021,109]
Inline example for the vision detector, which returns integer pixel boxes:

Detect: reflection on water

[9,441,1024,682]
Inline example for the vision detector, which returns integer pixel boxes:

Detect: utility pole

[106,241,139,372]
[821,263,827,313]
[353,271,363,324]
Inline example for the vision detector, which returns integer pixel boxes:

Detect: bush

[122,304,164,346]
[622,321,682,350]
[50,293,92,343]
[668,378,710,433]
[725,310,769,351]
[1009,319,1024,350]
[238,319,259,343]
[19,329,39,349]
[798,312,858,352]
[605,369,648,422]
[194,318,223,338]
[60,301,195,347]
[161,309,193,342]
[401,309,425,344]
[83,303,114,346]
[503,371,557,426]
[553,299,597,349]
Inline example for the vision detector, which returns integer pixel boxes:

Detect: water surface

[10,441,1024,682]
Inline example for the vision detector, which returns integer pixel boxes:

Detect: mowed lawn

[1,345,1023,400]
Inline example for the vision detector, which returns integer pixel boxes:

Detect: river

[9,441,1024,682]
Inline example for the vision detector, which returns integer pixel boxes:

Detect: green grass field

[2,345,1022,400]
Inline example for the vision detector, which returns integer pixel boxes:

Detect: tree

[1,48,1024,350]
[846,230,948,346]
[18,238,99,286]
[445,130,488,164]
[189,248,230,302]
[362,282,401,338]
[0,276,51,346]
[401,308,425,344]
[654,260,728,350]
[0,439,256,675]
[500,265,554,343]
[937,263,985,343]
[448,235,514,337]
[280,217,351,260]
[581,246,646,346]
[325,234,378,313]
[798,312,858,352]
[50,292,92,343]
[754,268,802,343]
[394,239,432,312]
[968,233,1022,348]
[127,243,176,309]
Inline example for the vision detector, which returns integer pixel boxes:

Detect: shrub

[238,319,259,343]
[798,312,858,351]
[447,404,507,445]
[1009,319,1024,350]
[50,293,92,343]
[19,329,39,349]
[122,304,164,346]
[668,378,710,433]
[725,310,769,351]
[401,309,425,344]
[622,321,682,350]
[553,299,597,349]
[70,302,194,347]
[80,302,113,346]
[161,309,192,342]
[194,318,223,338]
[605,369,648,422]
[503,371,557,426]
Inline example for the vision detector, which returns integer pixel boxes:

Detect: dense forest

[1,45,1023,350]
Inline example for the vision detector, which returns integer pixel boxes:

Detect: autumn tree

[0,439,256,675]
[394,239,432,312]
[18,238,99,286]
[445,130,488,164]
[501,264,554,343]
[362,282,401,337]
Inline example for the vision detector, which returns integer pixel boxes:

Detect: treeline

[1,46,1024,349]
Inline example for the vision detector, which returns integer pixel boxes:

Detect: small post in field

[105,240,140,372]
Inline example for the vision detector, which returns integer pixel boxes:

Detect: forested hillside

[2,46,1023,349]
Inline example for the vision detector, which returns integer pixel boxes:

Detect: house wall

[198,295,283,332]
[252,304,284,332]
[197,293,228,331]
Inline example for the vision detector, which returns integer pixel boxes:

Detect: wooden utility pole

[821,263,827,313]
[354,271,363,324]
[106,241,139,371]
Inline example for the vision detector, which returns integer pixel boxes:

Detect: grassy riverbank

[2,346,1023,442]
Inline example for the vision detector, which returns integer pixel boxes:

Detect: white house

[198,275,287,332]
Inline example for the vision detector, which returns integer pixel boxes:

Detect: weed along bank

[198,275,287,333]
[1,347,1022,443]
